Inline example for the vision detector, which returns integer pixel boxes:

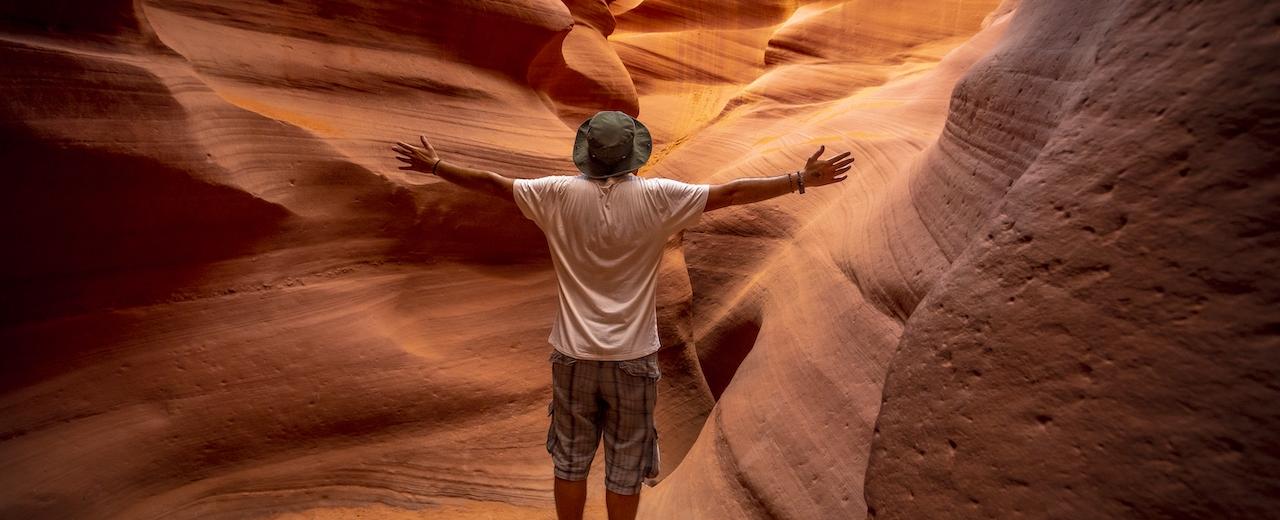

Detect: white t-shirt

[513,173,710,361]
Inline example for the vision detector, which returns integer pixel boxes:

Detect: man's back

[394,111,850,519]
[513,173,709,361]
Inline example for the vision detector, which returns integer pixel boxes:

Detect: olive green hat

[572,110,652,178]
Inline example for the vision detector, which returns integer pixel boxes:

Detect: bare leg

[554,477,588,520]
[605,488,641,520]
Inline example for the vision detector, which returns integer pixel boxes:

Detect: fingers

[420,134,436,154]
[796,144,856,186]
[392,144,420,172]
[394,140,424,152]
[825,151,852,164]
[805,146,858,169]
[806,144,825,165]
[395,154,417,172]
[824,151,855,167]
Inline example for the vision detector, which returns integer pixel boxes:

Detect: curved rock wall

[633,3,1012,516]
[1,1,1275,519]
[864,1,1280,518]
[1,2,592,518]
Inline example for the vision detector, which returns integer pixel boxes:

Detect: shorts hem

[605,479,643,495]
[554,467,590,482]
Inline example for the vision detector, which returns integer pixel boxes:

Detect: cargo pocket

[618,354,661,380]
[643,426,661,479]
[549,350,578,366]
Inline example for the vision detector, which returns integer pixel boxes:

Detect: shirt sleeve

[513,176,563,227]
[652,178,711,233]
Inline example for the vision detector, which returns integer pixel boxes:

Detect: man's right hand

[393,135,442,174]
[802,145,854,188]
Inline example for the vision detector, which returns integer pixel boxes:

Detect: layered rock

[864,1,1280,517]
[2,0,1275,519]
[633,2,1011,516]
[0,1,590,518]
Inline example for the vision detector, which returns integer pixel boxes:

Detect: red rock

[2,0,1274,518]
[864,1,1280,518]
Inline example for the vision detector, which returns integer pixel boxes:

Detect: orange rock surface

[864,1,1280,518]
[1,1,1275,519]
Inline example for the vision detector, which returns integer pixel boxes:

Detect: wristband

[431,158,442,175]
[787,172,796,193]
[797,170,805,194]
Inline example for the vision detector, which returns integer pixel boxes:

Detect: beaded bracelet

[787,172,796,193]
[431,158,442,175]
[796,170,806,194]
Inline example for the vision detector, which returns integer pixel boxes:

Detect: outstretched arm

[392,135,514,201]
[705,145,854,212]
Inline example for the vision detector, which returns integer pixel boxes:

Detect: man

[393,110,853,520]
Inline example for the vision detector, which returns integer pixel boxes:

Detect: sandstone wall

[864,1,1280,518]
[1,1,1274,519]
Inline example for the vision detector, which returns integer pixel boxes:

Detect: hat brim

[572,114,652,178]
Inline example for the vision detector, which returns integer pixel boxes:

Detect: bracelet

[431,158,442,175]
[787,172,796,193]
[796,170,805,194]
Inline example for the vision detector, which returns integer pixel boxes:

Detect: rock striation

[1,1,1275,519]
[864,1,1280,518]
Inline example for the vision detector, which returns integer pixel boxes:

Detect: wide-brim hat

[572,110,652,178]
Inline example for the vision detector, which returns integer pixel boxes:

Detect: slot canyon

[1,0,1276,518]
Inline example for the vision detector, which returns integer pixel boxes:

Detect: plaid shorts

[545,349,661,495]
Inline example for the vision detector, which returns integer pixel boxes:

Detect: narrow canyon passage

[1,1,1276,519]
